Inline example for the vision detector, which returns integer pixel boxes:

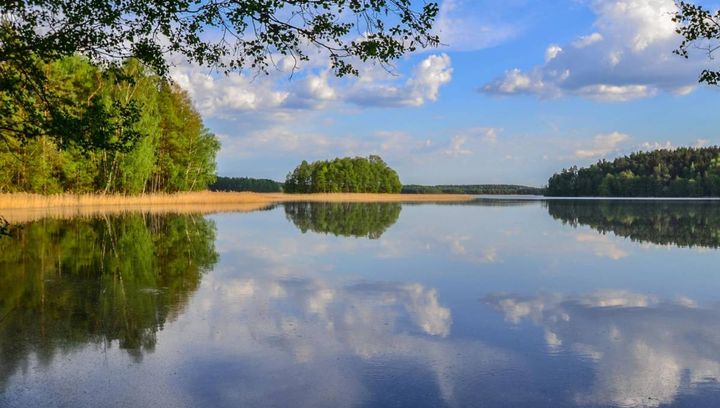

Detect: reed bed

[0,191,472,224]
[0,191,473,211]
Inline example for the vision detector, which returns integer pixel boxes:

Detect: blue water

[1,199,719,407]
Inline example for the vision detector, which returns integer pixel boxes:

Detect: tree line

[209,177,282,193]
[546,147,720,197]
[284,156,402,194]
[402,184,544,195]
[0,57,219,194]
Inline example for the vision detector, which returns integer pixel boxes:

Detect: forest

[546,147,720,197]
[209,177,282,193]
[284,156,402,194]
[402,184,544,195]
[0,57,219,194]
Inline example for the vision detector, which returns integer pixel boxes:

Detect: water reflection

[185,274,517,407]
[284,202,401,239]
[487,291,720,407]
[2,201,720,407]
[0,213,217,388]
[547,200,720,248]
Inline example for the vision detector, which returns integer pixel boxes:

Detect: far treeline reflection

[0,213,218,388]
[284,202,402,239]
[547,200,720,248]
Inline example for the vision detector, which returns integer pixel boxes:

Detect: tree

[284,156,402,194]
[0,57,220,194]
[674,2,720,85]
[1,0,440,146]
[546,146,720,197]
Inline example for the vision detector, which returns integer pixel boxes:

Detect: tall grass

[0,191,472,211]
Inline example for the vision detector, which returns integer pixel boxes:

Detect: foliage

[0,213,218,386]
[0,217,8,237]
[674,2,720,85]
[546,147,720,197]
[284,155,402,194]
[1,0,439,146]
[0,57,219,194]
[402,184,544,195]
[284,202,401,239]
[547,199,720,248]
[210,176,282,193]
[2,0,439,78]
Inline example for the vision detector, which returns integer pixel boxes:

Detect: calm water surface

[1,199,720,407]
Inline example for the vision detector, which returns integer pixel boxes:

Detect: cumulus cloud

[575,131,630,159]
[444,127,501,157]
[171,53,453,118]
[482,0,710,101]
[346,53,453,107]
[545,44,563,62]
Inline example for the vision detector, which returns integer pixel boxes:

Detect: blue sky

[170,0,720,186]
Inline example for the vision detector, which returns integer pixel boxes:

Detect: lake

[1,199,719,407]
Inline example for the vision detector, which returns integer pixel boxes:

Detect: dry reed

[0,191,472,223]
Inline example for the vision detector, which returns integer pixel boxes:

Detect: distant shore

[0,192,473,223]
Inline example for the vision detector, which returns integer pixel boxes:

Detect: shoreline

[0,191,474,215]
[0,191,474,210]
[0,192,474,223]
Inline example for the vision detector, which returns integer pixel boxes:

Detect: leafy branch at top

[674,1,720,85]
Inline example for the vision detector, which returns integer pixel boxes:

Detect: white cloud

[638,140,673,151]
[482,0,710,101]
[434,0,520,52]
[545,44,563,62]
[484,68,547,95]
[346,54,453,107]
[577,84,656,102]
[171,54,453,118]
[575,131,630,159]
[572,32,604,48]
[444,127,502,157]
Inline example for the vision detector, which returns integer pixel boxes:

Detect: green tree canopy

[546,147,720,197]
[674,2,720,85]
[0,57,219,194]
[210,177,282,193]
[1,0,439,148]
[284,155,402,194]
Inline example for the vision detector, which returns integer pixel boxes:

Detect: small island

[283,155,402,194]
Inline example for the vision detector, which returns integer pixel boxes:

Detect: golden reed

[0,191,473,223]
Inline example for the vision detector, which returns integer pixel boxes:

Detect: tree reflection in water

[284,202,402,239]
[0,213,218,388]
[547,200,720,248]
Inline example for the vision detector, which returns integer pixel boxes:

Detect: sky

[170,0,720,187]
